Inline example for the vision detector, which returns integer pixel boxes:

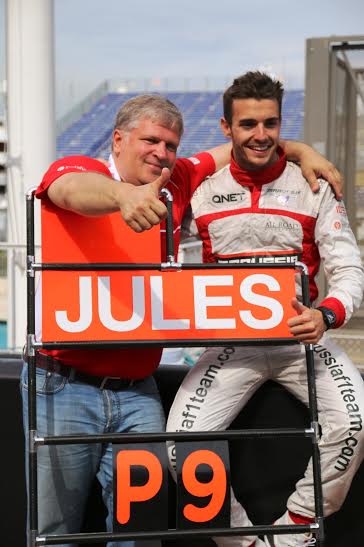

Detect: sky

[0,0,364,118]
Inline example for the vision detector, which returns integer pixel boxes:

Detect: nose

[154,141,168,160]
[254,123,268,141]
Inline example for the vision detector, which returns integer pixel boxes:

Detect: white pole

[6,0,56,350]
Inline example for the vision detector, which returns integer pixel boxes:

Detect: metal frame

[25,189,325,546]
[304,36,364,307]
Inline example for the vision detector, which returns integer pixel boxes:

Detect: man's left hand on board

[287,297,326,344]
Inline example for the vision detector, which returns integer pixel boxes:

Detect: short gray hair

[114,94,184,137]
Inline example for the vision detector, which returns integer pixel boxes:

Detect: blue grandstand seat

[57,90,304,160]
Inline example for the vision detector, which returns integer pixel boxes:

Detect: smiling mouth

[248,144,271,152]
[146,162,164,170]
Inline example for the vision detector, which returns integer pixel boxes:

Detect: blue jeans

[21,363,165,547]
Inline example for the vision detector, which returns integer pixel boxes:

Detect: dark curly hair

[223,71,284,125]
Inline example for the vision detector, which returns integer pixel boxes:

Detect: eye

[264,118,280,128]
[239,120,256,129]
[167,143,177,152]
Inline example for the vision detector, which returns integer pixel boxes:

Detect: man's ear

[220,117,232,139]
[112,128,125,153]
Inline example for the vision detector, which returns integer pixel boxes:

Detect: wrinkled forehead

[134,114,182,135]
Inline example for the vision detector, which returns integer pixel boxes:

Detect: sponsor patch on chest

[217,252,301,265]
[211,191,246,204]
[263,187,301,207]
[265,219,301,232]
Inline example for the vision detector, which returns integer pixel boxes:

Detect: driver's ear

[220,117,232,138]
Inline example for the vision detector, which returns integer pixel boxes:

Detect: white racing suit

[166,156,364,546]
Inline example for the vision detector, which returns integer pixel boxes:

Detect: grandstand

[56,89,304,159]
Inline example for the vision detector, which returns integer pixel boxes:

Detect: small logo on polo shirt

[57,165,87,172]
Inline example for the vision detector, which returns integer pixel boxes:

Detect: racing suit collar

[229,146,286,186]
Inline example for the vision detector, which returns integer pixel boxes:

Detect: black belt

[34,352,139,390]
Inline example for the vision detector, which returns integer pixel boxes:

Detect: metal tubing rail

[33,261,298,271]
[26,188,39,539]
[35,427,316,446]
[160,187,175,263]
[26,190,325,546]
[297,261,325,543]
[39,339,298,349]
[332,42,364,51]
[37,523,317,546]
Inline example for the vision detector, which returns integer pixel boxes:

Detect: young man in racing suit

[23,94,338,544]
[166,73,364,547]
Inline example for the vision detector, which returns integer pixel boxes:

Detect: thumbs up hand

[287,297,326,344]
[149,167,171,195]
[119,168,171,232]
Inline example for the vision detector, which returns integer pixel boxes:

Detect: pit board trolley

[25,187,325,546]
